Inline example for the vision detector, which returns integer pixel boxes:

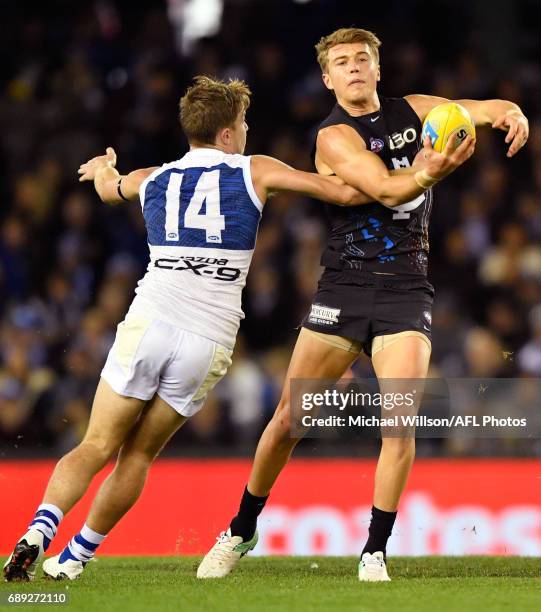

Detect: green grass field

[1,557,539,612]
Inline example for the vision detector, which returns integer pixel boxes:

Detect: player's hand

[423,135,476,180]
[412,146,429,169]
[492,109,529,157]
[78,147,117,182]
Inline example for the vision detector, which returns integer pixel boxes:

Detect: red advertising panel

[1,459,539,556]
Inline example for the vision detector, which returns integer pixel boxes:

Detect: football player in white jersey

[3,75,471,582]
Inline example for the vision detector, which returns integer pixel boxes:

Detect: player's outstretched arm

[316,124,475,206]
[78,147,158,204]
[250,155,371,206]
[406,94,529,158]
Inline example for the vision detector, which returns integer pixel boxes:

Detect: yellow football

[421,102,475,153]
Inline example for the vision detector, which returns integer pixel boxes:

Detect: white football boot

[43,554,85,581]
[358,551,391,582]
[3,529,46,582]
[197,529,258,578]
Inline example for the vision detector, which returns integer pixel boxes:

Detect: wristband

[414,169,439,189]
[117,177,130,202]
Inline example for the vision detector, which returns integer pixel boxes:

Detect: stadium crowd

[1,1,540,457]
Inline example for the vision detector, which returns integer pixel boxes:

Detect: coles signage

[0,459,539,556]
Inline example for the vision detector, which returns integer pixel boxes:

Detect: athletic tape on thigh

[192,344,233,402]
[113,315,152,375]
[371,330,431,356]
[302,327,363,354]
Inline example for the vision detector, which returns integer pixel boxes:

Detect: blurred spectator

[462,328,511,377]
[221,336,266,445]
[0,216,31,300]
[518,305,541,376]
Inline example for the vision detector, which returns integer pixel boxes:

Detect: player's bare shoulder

[249,154,275,176]
[249,154,279,202]
[317,123,367,152]
[316,123,367,172]
[404,94,449,121]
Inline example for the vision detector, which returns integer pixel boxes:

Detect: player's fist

[424,134,475,181]
[412,136,435,168]
[78,147,117,182]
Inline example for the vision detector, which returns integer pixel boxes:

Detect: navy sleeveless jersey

[316,97,433,277]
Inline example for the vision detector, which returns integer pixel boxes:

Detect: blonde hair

[179,76,251,145]
[315,28,381,72]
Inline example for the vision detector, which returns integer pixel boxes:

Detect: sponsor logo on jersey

[370,137,384,153]
[308,304,341,326]
[154,256,241,281]
[387,126,418,151]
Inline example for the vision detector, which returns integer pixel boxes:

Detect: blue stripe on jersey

[142,164,261,250]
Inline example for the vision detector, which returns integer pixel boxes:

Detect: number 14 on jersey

[165,170,225,243]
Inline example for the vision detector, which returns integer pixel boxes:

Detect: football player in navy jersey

[200,28,528,581]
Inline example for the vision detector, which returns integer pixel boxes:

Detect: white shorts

[101,314,233,417]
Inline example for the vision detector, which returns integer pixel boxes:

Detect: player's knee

[271,398,293,435]
[79,437,119,465]
[268,398,302,448]
[381,437,415,459]
[118,444,158,469]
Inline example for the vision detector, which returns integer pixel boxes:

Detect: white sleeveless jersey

[127,148,264,349]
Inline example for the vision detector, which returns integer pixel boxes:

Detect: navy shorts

[302,269,434,357]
